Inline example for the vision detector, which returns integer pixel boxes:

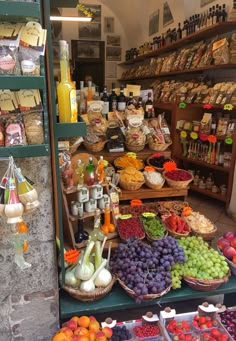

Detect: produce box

[102,314,165,341]
[217,306,236,340]
[159,304,234,341]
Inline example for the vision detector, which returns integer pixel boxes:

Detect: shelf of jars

[119,64,236,82]
[119,22,236,66]
[176,155,231,173]
[189,184,228,202]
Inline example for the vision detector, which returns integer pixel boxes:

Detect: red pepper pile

[192,315,220,330]
[201,329,229,341]
[133,324,160,338]
[163,213,190,234]
[117,217,145,239]
[165,169,192,181]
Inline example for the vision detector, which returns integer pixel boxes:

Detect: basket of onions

[162,161,193,189]
[62,238,116,302]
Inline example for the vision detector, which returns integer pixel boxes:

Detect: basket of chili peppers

[117,214,145,240]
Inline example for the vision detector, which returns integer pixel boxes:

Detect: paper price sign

[190,132,198,140]
[126,152,136,158]
[179,102,187,109]
[180,131,187,138]
[203,104,213,109]
[224,104,234,111]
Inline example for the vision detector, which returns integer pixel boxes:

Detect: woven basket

[145,177,165,190]
[162,215,190,238]
[118,278,171,300]
[190,225,217,242]
[125,142,146,152]
[119,178,144,191]
[148,140,172,152]
[183,271,230,292]
[146,156,172,172]
[217,248,236,276]
[63,276,116,302]
[83,139,107,153]
[163,169,193,189]
[145,229,168,242]
[114,157,144,170]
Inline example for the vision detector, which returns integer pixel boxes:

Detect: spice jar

[85,199,97,213]
[77,187,89,203]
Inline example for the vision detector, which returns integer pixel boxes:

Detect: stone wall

[0,156,59,341]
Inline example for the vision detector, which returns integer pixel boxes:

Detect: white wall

[61,1,129,89]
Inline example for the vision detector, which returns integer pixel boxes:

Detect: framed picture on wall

[149,9,160,36]
[163,1,174,27]
[200,0,215,7]
[78,4,101,22]
[106,46,121,61]
[79,22,101,40]
[104,17,114,33]
[106,35,121,46]
[71,40,102,60]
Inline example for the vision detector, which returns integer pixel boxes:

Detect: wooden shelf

[0,76,45,90]
[0,1,41,19]
[55,121,87,139]
[119,64,236,82]
[76,146,172,163]
[119,185,188,201]
[176,155,231,173]
[119,22,236,65]
[153,102,227,110]
[190,184,227,202]
[0,144,50,158]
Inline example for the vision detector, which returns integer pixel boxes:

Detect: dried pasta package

[19,46,41,75]
[213,38,230,65]
[23,111,44,145]
[0,44,20,75]
[5,114,26,146]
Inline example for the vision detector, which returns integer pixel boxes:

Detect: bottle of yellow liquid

[57,40,77,123]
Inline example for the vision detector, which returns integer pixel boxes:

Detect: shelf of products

[60,275,236,319]
[190,184,228,202]
[177,155,231,173]
[120,22,236,65]
[0,0,50,158]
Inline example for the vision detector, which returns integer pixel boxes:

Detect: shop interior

[0,1,236,340]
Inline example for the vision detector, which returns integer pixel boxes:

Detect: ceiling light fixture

[50,16,92,22]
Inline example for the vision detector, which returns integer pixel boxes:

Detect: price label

[225,137,233,145]
[180,131,187,138]
[224,104,234,111]
[119,214,132,220]
[190,132,198,140]
[203,104,213,109]
[142,212,156,218]
[179,102,187,109]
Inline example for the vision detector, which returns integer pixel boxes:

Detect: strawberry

[179,334,185,340]
[211,328,221,338]
[199,316,206,325]
[192,320,198,328]
[206,321,213,328]
[200,324,208,329]
[194,315,200,321]
[185,335,192,341]
[205,316,212,322]
[201,332,211,341]
[218,333,229,341]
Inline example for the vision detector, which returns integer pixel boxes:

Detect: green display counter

[60,275,236,320]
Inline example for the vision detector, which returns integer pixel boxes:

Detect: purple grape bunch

[110,237,185,303]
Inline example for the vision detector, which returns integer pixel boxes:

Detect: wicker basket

[118,278,171,300]
[163,169,194,189]
[83,139,107,153]
[145,177,165,190]
[119,178,144,191]
[145,229,168,242]
[114,157,144,170]
[190,225,217,242]
[125,142,146,152]
[148,140,172,152]
[63,276,116,302]
[183,271,230,292]
[161,215,190,238]
[146,156,172,172]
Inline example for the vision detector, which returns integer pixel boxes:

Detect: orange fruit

[52,331,72,341]
[78,316,90,328]
[74,327,89,336]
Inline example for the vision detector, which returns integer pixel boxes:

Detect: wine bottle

[144,92,154,119]
[127,92,136,107]
[218,5,223,22]
[222,4,227,22]
[109,83,118,112]
[211,6,216,25]
[117,85,126,112]
[79,81,86,115]
[177,22,182,40]
[215,4,220,23]
[101,85,109,119]
[57,40,77,123]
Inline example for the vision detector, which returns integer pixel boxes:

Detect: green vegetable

[141,216,166,238]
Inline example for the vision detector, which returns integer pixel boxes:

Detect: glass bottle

[145,92,154,119]
[79,81,86,115]
[75,219,89,244]
[177,22,182,40]
[215,4,220,23]
[90,208,105,241]
[75,159,84,188]
[109,82,118,112]
[117,85,126,112]
[85,157,95,186]
[222,4,227,22]
[207,8,212,27]
[101,85,109,119]
[206,172,214,190]
[193,170,201,186]
[101,204,115,235]
[15,168,33,195]
[57,40,77,123]
[97,156,105,184]
[87,80,93,103]
[218,5,223,22]
[211,6,216,25]
[127,92,135,107]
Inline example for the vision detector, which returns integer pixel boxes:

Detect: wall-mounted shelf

[119,22,236,66]
[190,184,228,202]
[0,1,41,19]
[176,155,231,173]
[0,145,50,158]
[54,121,87,139]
